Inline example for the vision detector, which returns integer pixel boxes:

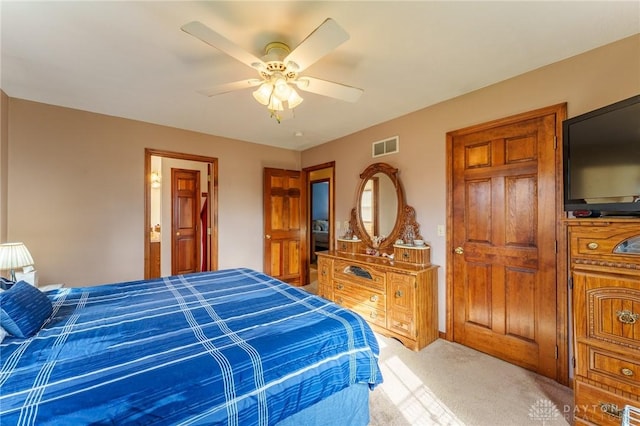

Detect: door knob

[176,232,180,236]
[454,246,464,255]
[265,234,271,239]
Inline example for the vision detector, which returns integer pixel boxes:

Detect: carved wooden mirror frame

[348,162,422,252]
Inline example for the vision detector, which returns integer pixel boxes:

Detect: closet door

[264,168,306,285]
[449,106,562,380]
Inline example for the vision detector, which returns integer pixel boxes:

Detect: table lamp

[0,242,35,282]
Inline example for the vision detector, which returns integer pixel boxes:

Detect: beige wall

[1,91,8,242]
[4,35,638,330]
[300,34,640,331]
[7,99,300,286]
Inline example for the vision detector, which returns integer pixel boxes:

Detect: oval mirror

[354,163,405,251]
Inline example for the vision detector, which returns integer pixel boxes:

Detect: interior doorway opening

[304,162,335,285]
[144,148,218,279]
[310,180,329,265]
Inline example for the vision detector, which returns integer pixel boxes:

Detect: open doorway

[304,162,335,285]
[144,148,218,279]
[310,180,329,264]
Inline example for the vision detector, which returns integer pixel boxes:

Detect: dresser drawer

[575,380,637,426]
[333,291,386,327]
[334,280,385,311]
[578,343,640,394]
[393,244,430,265]
[336,239,362,254]
[570,224,640,262]
[333,259,385,291]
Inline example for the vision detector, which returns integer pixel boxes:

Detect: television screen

[563,95,640,214]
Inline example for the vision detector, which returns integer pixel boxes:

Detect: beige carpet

[301,280,574,425]
[370,335,573,426]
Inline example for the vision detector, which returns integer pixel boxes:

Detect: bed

[0,268,382,425]
[311,219,330,262]
[311,219,330,249]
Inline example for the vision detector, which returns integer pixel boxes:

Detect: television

[563,94,640,215]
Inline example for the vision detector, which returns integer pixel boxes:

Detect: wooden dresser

[317,248,438,351]
[568,218,640,425]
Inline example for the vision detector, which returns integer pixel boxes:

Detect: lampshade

[286,89,304,109]
[253,76,304,120]
[0,242,34,281]
[267,95,284,112]
[273,77,292,100]
[252,83,273,106]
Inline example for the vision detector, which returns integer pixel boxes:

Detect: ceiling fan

[181,18,363,122]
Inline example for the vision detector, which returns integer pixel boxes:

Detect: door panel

[264,168,305,285]
[172,168,200,275]
[466,263,491,328]
[451,111,559,380]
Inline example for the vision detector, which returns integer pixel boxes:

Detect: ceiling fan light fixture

[267,95,284,112]
[251,62,267,73]
[183,19,363,123]
[252,83,273,106]
[273,76,292,101]
[287,89,304,109]
[286,61,300,72]
[294,78,310,89]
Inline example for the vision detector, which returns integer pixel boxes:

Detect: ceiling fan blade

[181,21,265,71]
[294,77,363,103]
[197,79,262,97]
[285,18,349,73]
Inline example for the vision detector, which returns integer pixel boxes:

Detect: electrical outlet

[437,225,445,237]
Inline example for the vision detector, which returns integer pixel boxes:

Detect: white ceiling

[2,1,638,151]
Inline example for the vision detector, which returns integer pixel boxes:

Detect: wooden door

[450,108,560,380]
[264,168,305,285]
[171,168,200,275]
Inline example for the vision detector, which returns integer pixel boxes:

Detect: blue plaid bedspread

[0,268,382,425]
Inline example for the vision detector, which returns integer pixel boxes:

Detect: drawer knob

[370,312,377,319]
[599,403,622,419]
[395,290,403,298]
[370,295,379,302]
[621,368,634,377]
[617,310,639,325]
[337,284,344,290]
[587,242,599,250]
[321,270,327,276]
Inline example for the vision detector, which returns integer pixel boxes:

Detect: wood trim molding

[144,148,219,278]
[304,161,335,283]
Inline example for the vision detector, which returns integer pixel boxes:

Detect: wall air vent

[372,136,399,158]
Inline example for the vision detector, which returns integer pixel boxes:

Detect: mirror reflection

[353,162,405,251]
[360,173,398,239]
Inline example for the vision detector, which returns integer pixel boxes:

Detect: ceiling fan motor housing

[260,42,298,80]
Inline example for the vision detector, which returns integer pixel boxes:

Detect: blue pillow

[0,280,53,338]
